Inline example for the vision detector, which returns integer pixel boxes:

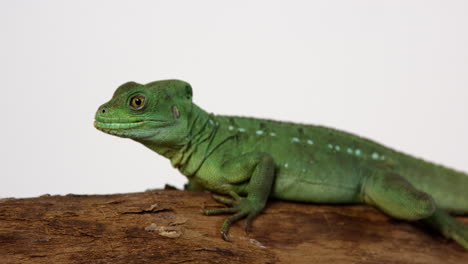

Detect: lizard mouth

[94,116,173,129]
[93,119,146,130]
[94,117,174,139]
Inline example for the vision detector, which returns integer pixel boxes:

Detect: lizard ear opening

[172,105,180,119]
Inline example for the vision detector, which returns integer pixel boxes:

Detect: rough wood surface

[0,190,467,263]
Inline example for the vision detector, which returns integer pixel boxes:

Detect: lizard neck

[169,104,218,173]
[136,104,216,172]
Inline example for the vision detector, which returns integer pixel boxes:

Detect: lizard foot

[422,208,468,250]
[203,191,262,241]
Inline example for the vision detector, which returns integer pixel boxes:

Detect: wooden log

[0,190,466,263]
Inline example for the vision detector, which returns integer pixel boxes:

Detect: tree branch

[0,190,466,263]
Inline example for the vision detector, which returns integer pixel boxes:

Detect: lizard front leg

[203,152,275,240]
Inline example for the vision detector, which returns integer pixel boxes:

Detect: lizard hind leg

[362,171,468,249]
[362,172,436,221]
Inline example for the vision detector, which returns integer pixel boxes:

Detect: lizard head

[94,79,193,143]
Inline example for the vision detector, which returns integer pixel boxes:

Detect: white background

[1,1,467,198]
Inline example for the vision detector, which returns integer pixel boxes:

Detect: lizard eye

[130,95,146,110]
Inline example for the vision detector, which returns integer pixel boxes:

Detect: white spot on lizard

[256,130,264,135]
[292,137,300,142]
[307,139,314,145]
[372,152,380,160]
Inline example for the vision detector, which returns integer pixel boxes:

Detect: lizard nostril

[101,108,107,114]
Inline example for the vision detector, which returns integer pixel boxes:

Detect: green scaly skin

[95,80,468,248]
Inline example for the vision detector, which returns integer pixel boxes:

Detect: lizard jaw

[93,120,144,130]
[94,118,175,139]
[94,120,148,139]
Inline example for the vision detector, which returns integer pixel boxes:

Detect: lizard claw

[221,230,231,242]
[244,214,255,233]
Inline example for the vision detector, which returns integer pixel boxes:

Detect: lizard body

[95,80,468,248]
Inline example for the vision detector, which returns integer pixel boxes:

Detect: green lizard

[94,79,468,249]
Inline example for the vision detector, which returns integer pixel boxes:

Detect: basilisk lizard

[94,79,468,249]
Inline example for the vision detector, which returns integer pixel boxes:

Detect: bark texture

[0,190,467,264]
